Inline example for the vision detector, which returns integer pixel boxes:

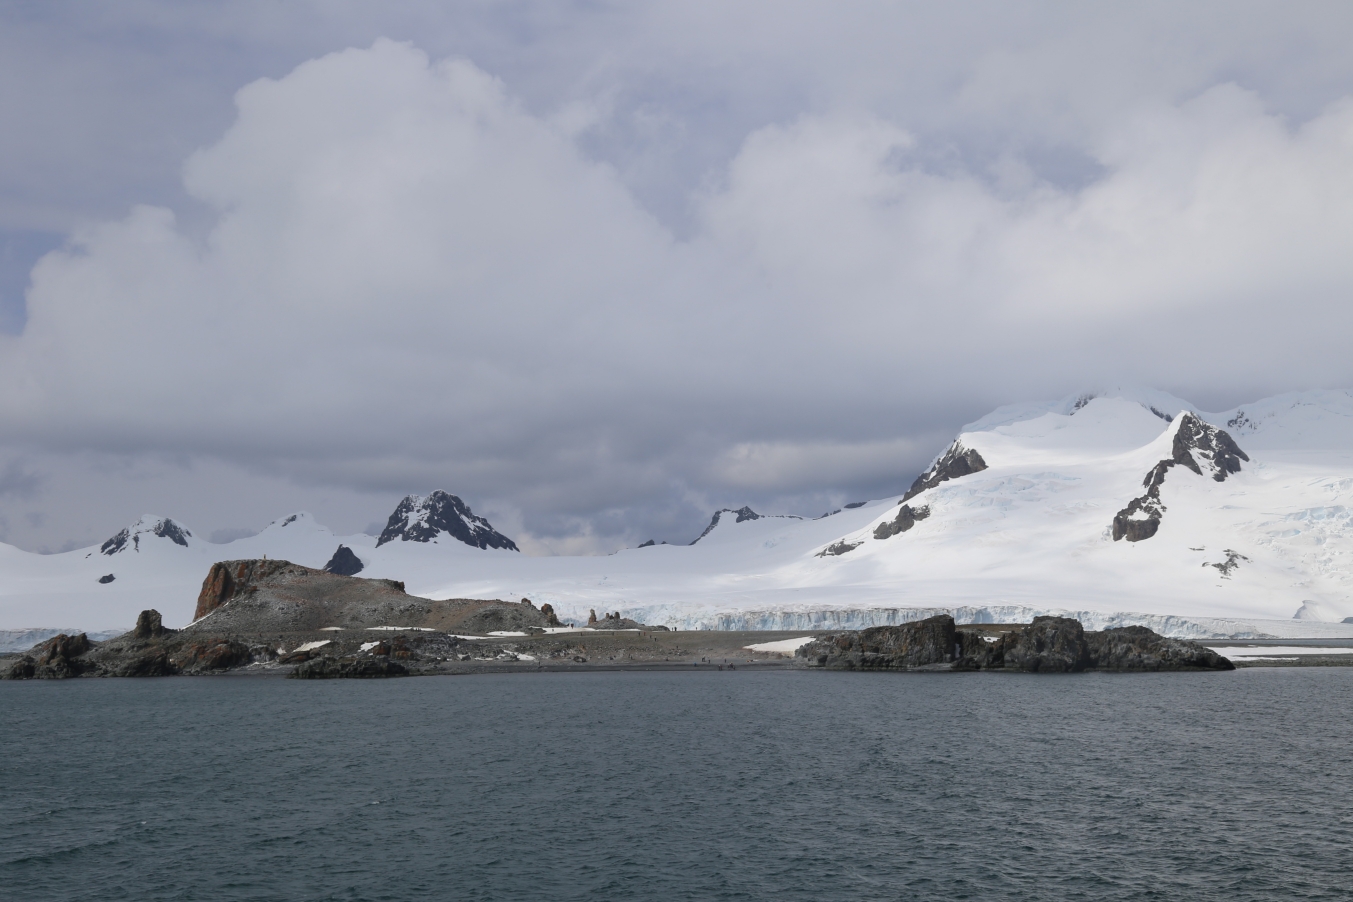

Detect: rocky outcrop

[194,559,295,621]
[816,540,862,557]
[376,491,518,551]
[797,615,959,670]
[290,656,408,679]
[171,639,254,672]
[323,545,365,576]
[873,503,930,540]
[903,442,987,502]
[796,614,1234,672]
[98,573,115,584]
[1113,413,1250,542]
[539,602,563,627]
[5,632,96,679]
[133,608,167,639]
[584,611,646,630]
[692,506,759,543]
[993,616,1091,673]
[188,559,541,635]
[1086,626,1234,671]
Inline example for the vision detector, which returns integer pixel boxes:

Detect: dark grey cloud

[1,3,1352,552]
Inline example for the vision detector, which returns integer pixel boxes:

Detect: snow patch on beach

[744,637,815,655]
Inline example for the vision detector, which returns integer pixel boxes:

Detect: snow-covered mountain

[3,388,1353,641]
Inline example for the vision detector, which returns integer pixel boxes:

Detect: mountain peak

[375,491,518,551]
[100,516,193,555]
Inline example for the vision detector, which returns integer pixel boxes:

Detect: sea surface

[3,668,1352,901]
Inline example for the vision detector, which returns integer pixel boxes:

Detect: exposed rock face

[98,573,115,584]
[188,559,540,635]
[1113,413,1250,542]
[195,559,295,621]
[797,615,958,670]
[459,600,554,634]
[133,609,167,639]
[1204,550,1249,578]
[539,602,562,627]
[873,504,930,540]
[323,545,365,576]
[584,611,646,630]
[816,540,862,557]
[692,506,760,543]
[796,614,1234,672]
[903,442,988,502]
[1086,627,1234,671]
[291,656,408,679]
[996,616,1091,673]
[101,517,192,554]
[376,491,518,551]
[9,632,95,679]
[171,639,253,672]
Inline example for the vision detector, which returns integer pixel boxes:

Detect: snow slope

[3,389,1352,640]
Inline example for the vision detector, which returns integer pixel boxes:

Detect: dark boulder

[98,573,116,584]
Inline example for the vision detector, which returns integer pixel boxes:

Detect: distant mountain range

[3,387,1353,646]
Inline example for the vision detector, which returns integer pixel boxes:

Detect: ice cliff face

[375,491,518,551]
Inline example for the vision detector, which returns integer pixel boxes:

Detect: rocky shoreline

[0,556,1318,681]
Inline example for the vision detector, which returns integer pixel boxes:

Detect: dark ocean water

[3,668,1352,901]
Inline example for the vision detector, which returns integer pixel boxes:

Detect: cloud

[1,35,1352,550]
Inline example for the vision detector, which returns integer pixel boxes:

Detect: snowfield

[3,388,1353,642]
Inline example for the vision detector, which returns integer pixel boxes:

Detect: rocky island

[0,558,1242,680]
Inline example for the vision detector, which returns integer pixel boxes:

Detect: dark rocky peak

[323,545,365,576]
[1169,413,1249,481]
[1112,414,1249,542]
[376,491,519,551]
[100,516,193,555]
[903,441,988,501]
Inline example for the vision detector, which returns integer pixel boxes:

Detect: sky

[1,1,1352,554]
